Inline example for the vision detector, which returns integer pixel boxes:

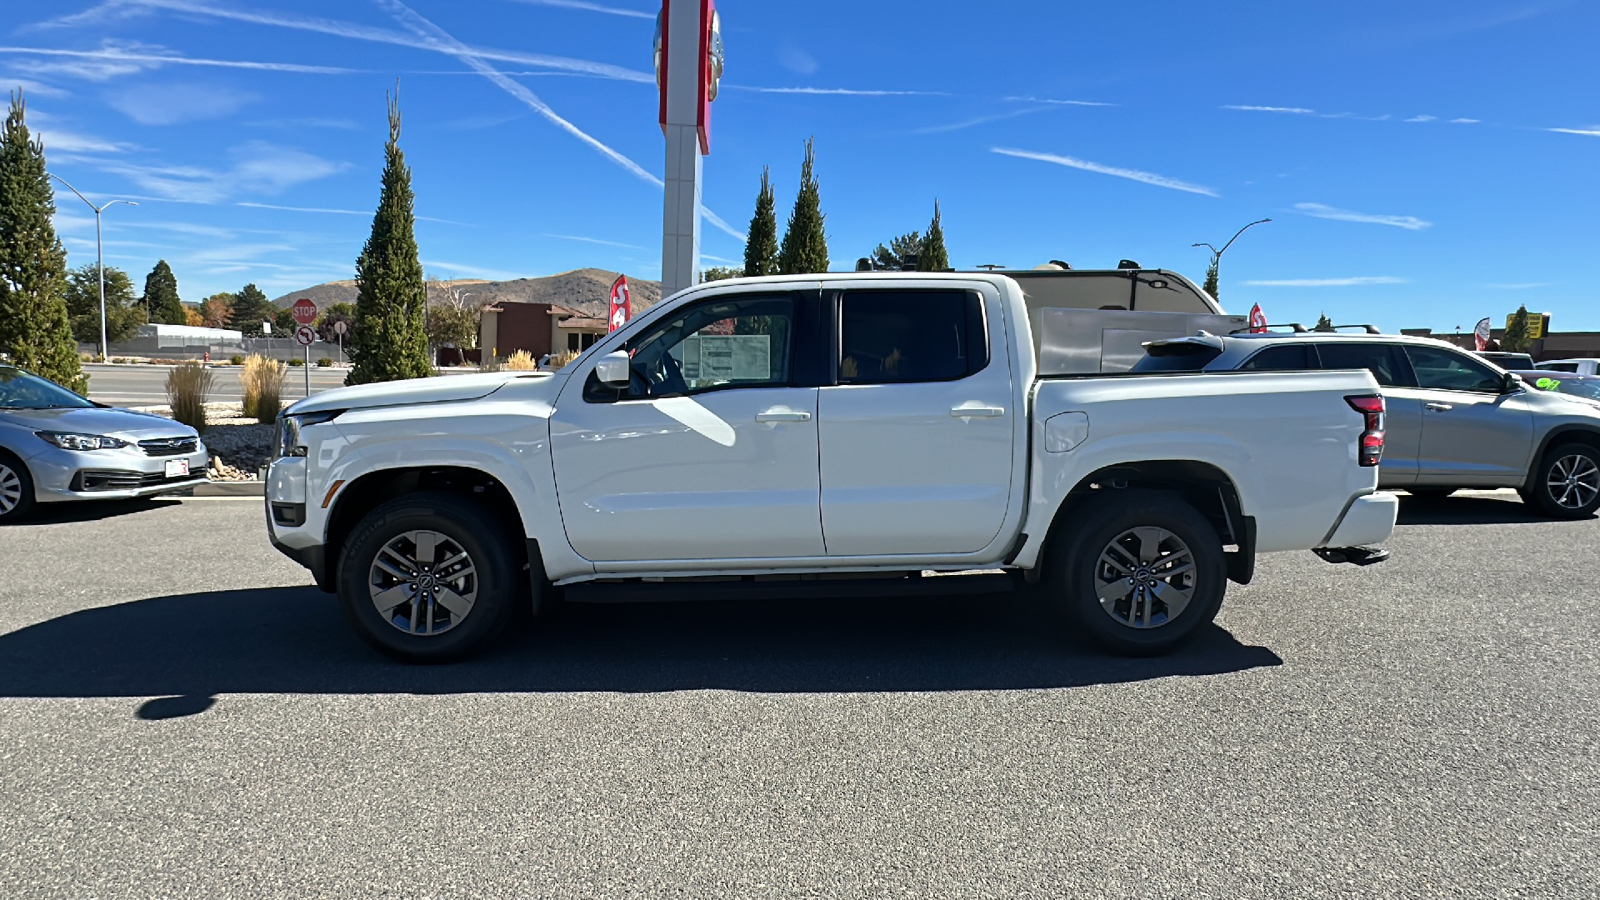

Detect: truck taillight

[1346,395,1385,467]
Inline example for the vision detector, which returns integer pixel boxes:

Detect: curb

[190,481,266,497]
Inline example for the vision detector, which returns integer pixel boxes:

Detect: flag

[1248,303,1268,333]
[1473,317,1492,351]
[608,275,631,332]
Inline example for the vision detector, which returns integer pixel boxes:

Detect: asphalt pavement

[84,363,352,407]
[1,492,1595,898]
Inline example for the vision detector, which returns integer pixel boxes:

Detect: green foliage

[315,357,333,367]
[287,356,305,366]
[348,85,432,385]
[1201,257,1219,301]
[867,232,921,271]
[64,264,141,345]
[229,283,274,336]
[1502,305,1532,352]
[702,266,741,282]
[273,307,296,335]
[0,91,86,393]
[916,200,949,271]
[742,166,779,277]
[424,281,480,350]
[229,355,244,365]
[164,362,212,433]
[777,138,829,275]
[141,260,185,325]
[317,302,356,344]
[1314,313,1335,332]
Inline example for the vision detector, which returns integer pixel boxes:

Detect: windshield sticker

[1536,377,1562,392]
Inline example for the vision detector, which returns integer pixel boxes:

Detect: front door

[817,286,1016,557]
[549,290,825,562]
[1400,344,1535,485]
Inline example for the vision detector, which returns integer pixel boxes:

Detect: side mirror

[1502,372,1524,394]
[595,350,631,387]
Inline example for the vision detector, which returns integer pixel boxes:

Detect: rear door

[1401,344,1535,485]
[1311,342,1423,486]
[816,284,1015,556]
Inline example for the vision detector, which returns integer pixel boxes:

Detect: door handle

[951,405,1006,418]
[1425,402,1454,412]
[755,409,811,423]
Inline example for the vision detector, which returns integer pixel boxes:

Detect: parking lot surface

[2,493,1596,898]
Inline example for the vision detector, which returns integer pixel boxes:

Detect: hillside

[272,269,662,317]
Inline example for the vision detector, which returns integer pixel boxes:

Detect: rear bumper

[1322,492,1399,548]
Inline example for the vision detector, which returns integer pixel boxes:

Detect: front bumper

[30,443,211,504]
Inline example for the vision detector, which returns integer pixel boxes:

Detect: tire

[1406,488,1457,499]
[1525,443,1600,520]
[336,490,527,662]
[0,452,36,524]
[1043,490,1226,656]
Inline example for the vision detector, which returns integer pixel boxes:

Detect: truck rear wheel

[336,491,525,663]
[1045,490,1226,656]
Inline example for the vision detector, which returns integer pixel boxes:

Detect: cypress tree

[1201,257,1220,301]
[1503,305,1531,352]
[141,260,184,325]
[742,166,778,277]
[916,199,949,271]
[0,90,86,392]
[777,138,828,275]
[348,84,431,385]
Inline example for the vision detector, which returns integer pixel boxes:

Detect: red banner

[1248,303,1268,333]
[608,275,631,332]
[1473,317,1491,351]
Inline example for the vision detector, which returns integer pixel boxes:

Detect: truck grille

[72,470,199,492]
[138,436,199,456]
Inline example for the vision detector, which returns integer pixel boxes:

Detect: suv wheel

[1526,443,1600,519]
[337,491,526,662]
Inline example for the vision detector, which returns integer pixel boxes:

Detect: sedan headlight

[37,431,131,451]
[275,410,342,458]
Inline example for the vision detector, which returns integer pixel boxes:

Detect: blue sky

[4,0,1598,332]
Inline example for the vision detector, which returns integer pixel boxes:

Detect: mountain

[271,269,662,317]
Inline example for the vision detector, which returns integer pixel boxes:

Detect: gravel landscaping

[137,402,276,480]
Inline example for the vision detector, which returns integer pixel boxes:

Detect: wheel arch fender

[1526,426,1600,486]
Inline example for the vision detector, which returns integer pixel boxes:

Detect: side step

[563,573,1016,604]
[1313,546,1391,566]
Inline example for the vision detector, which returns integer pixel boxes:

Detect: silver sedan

[0,365,208,522]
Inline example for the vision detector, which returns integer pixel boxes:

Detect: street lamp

[48,173,137,362]
[1192,217,1271,296]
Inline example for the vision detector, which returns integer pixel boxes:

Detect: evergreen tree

[1314,313,1335,332]
[141,260,185,325]
[1503,305,1532,352]
[868,232,920,271]
[916,200,949,271]
[64,264,141,344]
[229,283,274,335]
[702,266,741,282]
[777,138,828,275]
[348,85,431,385]
[0,90,85,391]
[1201,257,1220,301]
[742,166,779,277]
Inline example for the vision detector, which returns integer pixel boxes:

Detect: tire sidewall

[1531,443,1600,519]
[0,452,36,524]
[337,491,522,662]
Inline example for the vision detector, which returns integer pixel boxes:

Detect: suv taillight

[1346,394,1385,467]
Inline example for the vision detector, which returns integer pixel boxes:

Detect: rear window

[1130,341,1222,373]
[1539,362,1580,373]
[837,289,987,384]
[1239,344,1313,371]
[1315,342,1413,387]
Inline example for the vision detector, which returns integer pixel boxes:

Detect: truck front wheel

[1045,491,1226,656]
[337,491,524,663]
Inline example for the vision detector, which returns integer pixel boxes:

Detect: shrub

[315,357,333,367]
[550,349,579,370]
[165,362,213,433]
[287,356,305,367]
[230,355,245,366]
[240,354,286,423]
[477,356,503,373]
[505,350,537,371]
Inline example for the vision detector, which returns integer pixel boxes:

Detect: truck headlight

[37,431,131,451]
[275,410,342,458]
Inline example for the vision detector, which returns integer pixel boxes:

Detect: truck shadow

[0,586,1281,717]
[1395,493,1569,526]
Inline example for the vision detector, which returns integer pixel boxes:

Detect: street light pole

[1192,217,1271,296]
[48,173,137,362]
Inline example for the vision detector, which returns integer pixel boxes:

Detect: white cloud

[1405,115,1437,123]
[778,47,820,76]
[0,76,71,98]
[1450,118,1480,124]
[35,127,138,153]
[991,147,1219,197]
[79,142,348,204]
[0,42,361,77]
[915,107,1052,134]
[1294,202,1431,230]
[699,207,746,242]
[236,202,365,216]
[1483,282,1550,289]
[421,259,529,281]
[1223,104,1316,114]
[1549,127,1600,137]
[186,242,297,263]
[726,85,946,97]
[104,82,258,125]
[1004,96,1115,107]
[504,0,652,18]
[1244,277,1408,287]
[541,233,648,250]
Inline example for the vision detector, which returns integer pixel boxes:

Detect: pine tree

[65,264,141,344]
[0,90,86,392]
[1503,305,1532,352]
[742,166,779,277]
[1201,257,1220,301]
[229,283,274,336]
[869,232,921,271]
[916,199,949,271]
[141,260,185,325]
[777,138,829,275]
[1314,313,1335,332]
[348,84,432,385]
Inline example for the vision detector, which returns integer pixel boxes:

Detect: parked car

[266,272,1396,663]
[1514,370,1600,405]
[0,365,209,522]
[1133,331,1600,516]
[1536,358,1600,376]
[1476,350,1534,369]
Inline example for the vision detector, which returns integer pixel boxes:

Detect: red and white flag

[1248,303,1269,333]
[1473,317,1492,351]
[607,275,631,332]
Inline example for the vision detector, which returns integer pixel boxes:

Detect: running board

[563,573,1017,604]
[1313,546,1391,567]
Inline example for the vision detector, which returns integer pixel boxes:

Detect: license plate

[165,459,190,478]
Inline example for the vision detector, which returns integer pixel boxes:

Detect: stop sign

[291,297,318,325]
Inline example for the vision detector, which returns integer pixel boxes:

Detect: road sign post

[295,324,317,396]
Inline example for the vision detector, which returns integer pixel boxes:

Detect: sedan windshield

[1537,377,1600,401]
[0,367,96,410]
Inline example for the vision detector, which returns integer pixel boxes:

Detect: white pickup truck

[265,272,1397,662]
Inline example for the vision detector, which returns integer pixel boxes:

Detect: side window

[838,290,987,385]
[1239,344,1311,371]
[1404,345,1503,393]
[584,294,795,402]
[1314,342,1411,388]
[1541,362,1579,373]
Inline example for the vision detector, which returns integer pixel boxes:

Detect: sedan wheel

[0,456,36,522]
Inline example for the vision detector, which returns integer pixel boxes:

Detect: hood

[285,371,555,416]
[0,405,197,440]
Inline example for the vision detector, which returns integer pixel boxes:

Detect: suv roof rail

[1329,324,1381,334]
[1228,322,1307,335]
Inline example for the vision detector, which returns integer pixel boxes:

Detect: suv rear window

[1239,344,1313,371]
[1129,341,1222,373]
[1314,342,1413,387]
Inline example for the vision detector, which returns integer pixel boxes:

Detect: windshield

[0,367,96,410]
[1531,375,1600,401]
